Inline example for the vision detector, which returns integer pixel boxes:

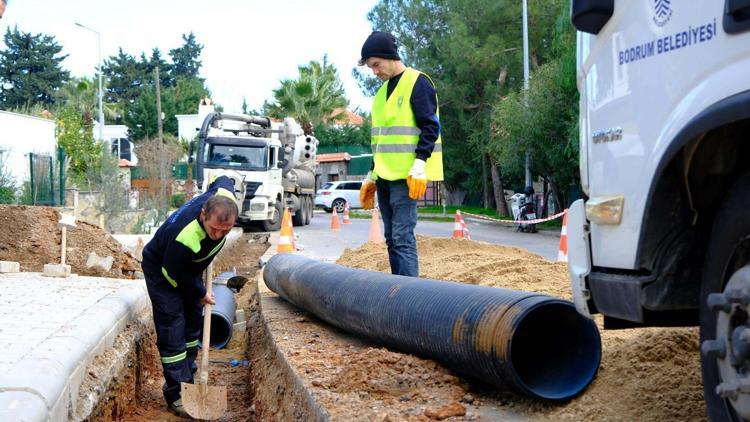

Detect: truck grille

[245,182,261,199]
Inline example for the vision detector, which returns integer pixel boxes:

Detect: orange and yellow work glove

[406,158,427,200]
[359,171,377,209]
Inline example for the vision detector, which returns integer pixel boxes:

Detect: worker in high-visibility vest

[358,31,444,277]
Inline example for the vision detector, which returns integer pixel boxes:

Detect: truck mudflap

[567,199,594,319]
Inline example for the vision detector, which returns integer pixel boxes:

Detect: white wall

[177,114,201,143]
[0,111,56,187]
[92,122,128,141]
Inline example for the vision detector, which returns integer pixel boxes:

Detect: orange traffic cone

[342,201,351,225]
[331,207,341,231]
[452,210,470,239]
[557,211,568,262]
[277,208,295,253]
[369,208,383,243]
[287,207,297,250]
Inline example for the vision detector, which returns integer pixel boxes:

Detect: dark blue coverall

[141,176,235,406]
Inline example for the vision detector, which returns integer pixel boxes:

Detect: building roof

[316,152,352,163]
[328,108,365,126]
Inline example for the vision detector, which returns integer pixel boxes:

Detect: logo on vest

[397,96,404,107]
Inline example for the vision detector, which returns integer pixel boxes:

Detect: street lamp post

[75,22,104,143]
[522,0,532,188]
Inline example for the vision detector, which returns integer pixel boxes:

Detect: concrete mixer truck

[192,112,317,231]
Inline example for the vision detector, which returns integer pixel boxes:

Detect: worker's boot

[168,398,190,418]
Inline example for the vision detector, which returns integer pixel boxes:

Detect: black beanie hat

[358,31,401,65]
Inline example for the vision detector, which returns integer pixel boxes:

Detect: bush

[170,193,187,209]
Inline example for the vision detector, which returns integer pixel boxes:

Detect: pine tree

[0,26,70,109]
[169,32,204,80]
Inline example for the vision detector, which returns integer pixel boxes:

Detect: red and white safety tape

[460,209,568,225]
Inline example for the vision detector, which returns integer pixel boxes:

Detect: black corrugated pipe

[200,272,237,349]
[263,254,601,401]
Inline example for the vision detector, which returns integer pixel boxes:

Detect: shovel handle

[199,263,213,385]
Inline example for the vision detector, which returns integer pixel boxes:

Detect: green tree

[314,112,371,147]
[0,26,70,109]
[102,48,150,121]
[173,76,209,116]
[360,0,565,208]
[264,56,348,134]
[491,11,579,210]
[0,150,16,203]
[55,77,121,124]
[125,83,176,140]
[92,145,130,232]
[124,76,207,141]
[56,106,101,186]
[169,32,203,80]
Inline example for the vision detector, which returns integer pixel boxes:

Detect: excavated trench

[71,233,316,421]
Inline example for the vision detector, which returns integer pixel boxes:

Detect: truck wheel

[700,173,750,421]
[261,201,283,232]
[292,201,305,227]
[303,196,312,225]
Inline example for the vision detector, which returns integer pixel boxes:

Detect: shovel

[182,264,227,419]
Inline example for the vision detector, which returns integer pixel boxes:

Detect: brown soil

[316,236,704,421]
[0,205,139,278]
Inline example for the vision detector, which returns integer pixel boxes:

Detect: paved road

[292,211,560,262]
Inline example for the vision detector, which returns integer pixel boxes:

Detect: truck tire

[262,201,283,232]
[292,201,305,227]
[700,173,750,421]
[303,196,312,225]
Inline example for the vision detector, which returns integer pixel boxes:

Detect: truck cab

[201,134,283,224]
[194,113,317,231]
[570,1,750,419]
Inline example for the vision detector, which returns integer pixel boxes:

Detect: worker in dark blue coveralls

[141,175,237,417]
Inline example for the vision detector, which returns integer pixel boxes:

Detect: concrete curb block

[0,278,149,422]
[0,391,48,422]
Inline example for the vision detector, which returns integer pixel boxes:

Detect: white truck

[193,112,317,231]
[570,1,750,419]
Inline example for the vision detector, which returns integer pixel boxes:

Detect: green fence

[24,149,65,206]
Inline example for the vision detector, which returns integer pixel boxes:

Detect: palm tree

[55,77,122,125]
[264,56,348,135]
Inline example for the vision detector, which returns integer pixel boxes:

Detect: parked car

[315,181,362,213]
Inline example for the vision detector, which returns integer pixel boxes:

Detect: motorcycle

[514,186,537,233]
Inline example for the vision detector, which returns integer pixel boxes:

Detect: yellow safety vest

[371,67,444,181]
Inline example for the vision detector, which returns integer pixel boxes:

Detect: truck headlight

[585,195,624,225]
[251,203,266,211]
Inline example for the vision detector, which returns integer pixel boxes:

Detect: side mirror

[571,0,614,35]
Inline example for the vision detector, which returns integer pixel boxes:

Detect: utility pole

[155,66,164,144]
[522,0,532,188]
[155,66,167,211]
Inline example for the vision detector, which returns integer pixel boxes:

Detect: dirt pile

[334,236,705,421]
[0,205,139,278]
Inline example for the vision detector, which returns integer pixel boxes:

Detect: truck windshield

[205,144,267,171]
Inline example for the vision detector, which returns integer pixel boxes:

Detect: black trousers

[144,271,202,405]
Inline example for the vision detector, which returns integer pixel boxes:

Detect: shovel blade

[181,382,227,420]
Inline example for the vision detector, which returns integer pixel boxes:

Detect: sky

[1,0,379,114]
